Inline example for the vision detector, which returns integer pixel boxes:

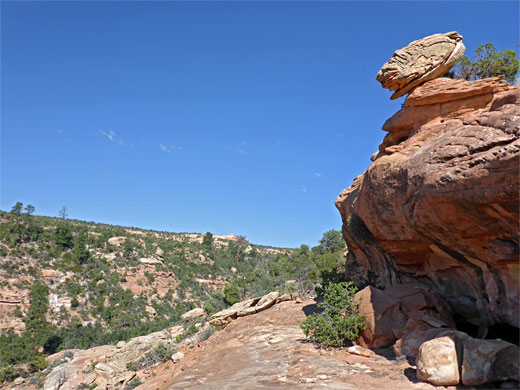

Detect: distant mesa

[376,31,466,99]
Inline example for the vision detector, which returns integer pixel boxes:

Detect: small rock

[181,308,205,320]
[155,247,164,257]
[171,352,184,363]
[116,341,126,349]
[139,257,163,265]
[13,377,24,385]
[346,345,375,358]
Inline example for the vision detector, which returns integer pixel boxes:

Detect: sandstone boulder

[95,362,135,386]
[209,291,279,326]
[139,257,162,265]
[108,236,126,246]
[156,247,164,257]
[336,78,520,330]
[171,351,184,363]
[413,330,519,387]
[461,337,519,386]
[181,307,205,320]
[416,335,462,386]
[44,364,78,390]
[376,31,465,99]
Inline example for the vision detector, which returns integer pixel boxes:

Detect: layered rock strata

[335,77,520,329]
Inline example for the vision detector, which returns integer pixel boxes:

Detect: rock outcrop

[336,76,520,330]
[138,300,446,390]
[376,31,465,99]
[354,284,454,349]
[209,291,279,326]
[42,326,183,390]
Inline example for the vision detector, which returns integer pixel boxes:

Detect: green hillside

[0,202,346,383]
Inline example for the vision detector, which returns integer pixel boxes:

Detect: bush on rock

[300,282,366,347]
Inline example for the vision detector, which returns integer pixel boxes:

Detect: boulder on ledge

[376,31,465,99]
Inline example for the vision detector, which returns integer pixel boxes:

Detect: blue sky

[1,1,518,248]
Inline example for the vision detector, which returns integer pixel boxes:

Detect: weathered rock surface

[354,284,454,348]
[416,335,461,386]
[137,300,444,390]
[414,330,519,386]
[336,77,520,330]
[171,351,184,363]
[139,257,163,265]
[42,326,183,390]
[107,236,126,246]
[376,32,465,99]
[209,291,279,326]
[181,307,205,320]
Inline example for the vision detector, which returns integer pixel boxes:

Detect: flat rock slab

[138,301,447,390]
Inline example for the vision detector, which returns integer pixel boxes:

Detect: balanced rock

[376,31,465,99]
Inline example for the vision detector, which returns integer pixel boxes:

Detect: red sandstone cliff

[335,77,519,330]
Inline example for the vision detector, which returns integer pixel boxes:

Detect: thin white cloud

[96,129,124,146]
[336,133,345,138]
[313,172,323,178]
[56,129,64,134]
[301,186,307,193]
[235,142,247,155]
[160,144,183,153]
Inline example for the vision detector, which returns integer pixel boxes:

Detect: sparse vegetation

[447,42,519,84]
[0,201,349,384]
[301,282,366,347]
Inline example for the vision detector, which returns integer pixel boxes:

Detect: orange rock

[336,78,520,330]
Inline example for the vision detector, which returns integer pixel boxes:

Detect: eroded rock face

[354,285,454,349]
[376,32,465,100]
[335,78,520,330]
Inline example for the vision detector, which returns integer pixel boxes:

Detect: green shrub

[139,344,176,369]
[124,377,143,390]
[197,326,219,343]
[300,282,365,347]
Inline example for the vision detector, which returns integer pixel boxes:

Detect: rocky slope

[336,74,519,332]
[134,299,445,390]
